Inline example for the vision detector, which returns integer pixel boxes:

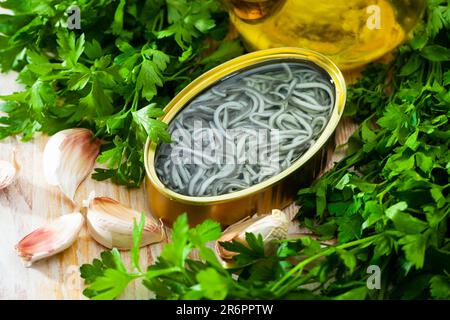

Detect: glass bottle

[227,0,426,70]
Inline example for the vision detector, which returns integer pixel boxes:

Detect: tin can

[144,48,346,226]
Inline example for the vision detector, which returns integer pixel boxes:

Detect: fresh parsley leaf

[131,213,146,272]
[160,213,190,268]
[429,275,450,299]
[195,268,230,300]
[87,269,135,300]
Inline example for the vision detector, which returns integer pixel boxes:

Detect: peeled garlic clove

[86,196,164,250]
[216,209,289,261]
[16,212,84,267]
[43,128,101,201]
[0,160,16,190]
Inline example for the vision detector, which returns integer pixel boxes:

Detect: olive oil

[228,0,425,70]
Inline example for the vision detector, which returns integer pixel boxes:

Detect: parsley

[80,0,449,300]
[0,0,243,186]
[80,213,251,300]
[80,214,383,299]
[297,0,450,299]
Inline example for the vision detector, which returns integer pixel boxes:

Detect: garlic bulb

[86,196,164,250]
[0,160,16,190]
[216,209,289,261]
[16,212,84,267]
[43,128,101,201]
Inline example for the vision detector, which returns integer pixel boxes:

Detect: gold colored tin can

[144,48,346,226]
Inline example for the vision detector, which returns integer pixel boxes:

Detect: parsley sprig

[0,0,243,186]
[81,213,251,300]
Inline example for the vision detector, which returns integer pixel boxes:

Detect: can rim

[144,47,346,204]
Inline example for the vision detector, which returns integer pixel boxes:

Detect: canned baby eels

[145,48,346,226]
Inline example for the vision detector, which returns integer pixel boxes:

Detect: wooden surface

[0,72,358,300]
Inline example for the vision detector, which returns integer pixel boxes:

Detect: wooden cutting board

[0,72,357,300]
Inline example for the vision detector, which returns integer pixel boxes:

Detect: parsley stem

[271,234,381,296]
[165,65,194,81]
[273,273,316,298]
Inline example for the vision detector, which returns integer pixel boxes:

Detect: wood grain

[0,73,357,300]
[0,133,163,299]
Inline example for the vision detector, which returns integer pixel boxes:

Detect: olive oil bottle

[227,0,425,70]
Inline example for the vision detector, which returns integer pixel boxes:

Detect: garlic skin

[216,209,289,261]
[16,212,84,267]
[43,128,101,201]
[0,160,16,190]
[86,196,164,250]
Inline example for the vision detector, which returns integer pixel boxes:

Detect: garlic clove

[216,209,289,261]
[16,212,84,267]
[0,150,19,190]
[43,128,101,201]
[0,160,16,190]
[86,196,165,250]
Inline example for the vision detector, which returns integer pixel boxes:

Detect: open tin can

[144,47,346,226]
